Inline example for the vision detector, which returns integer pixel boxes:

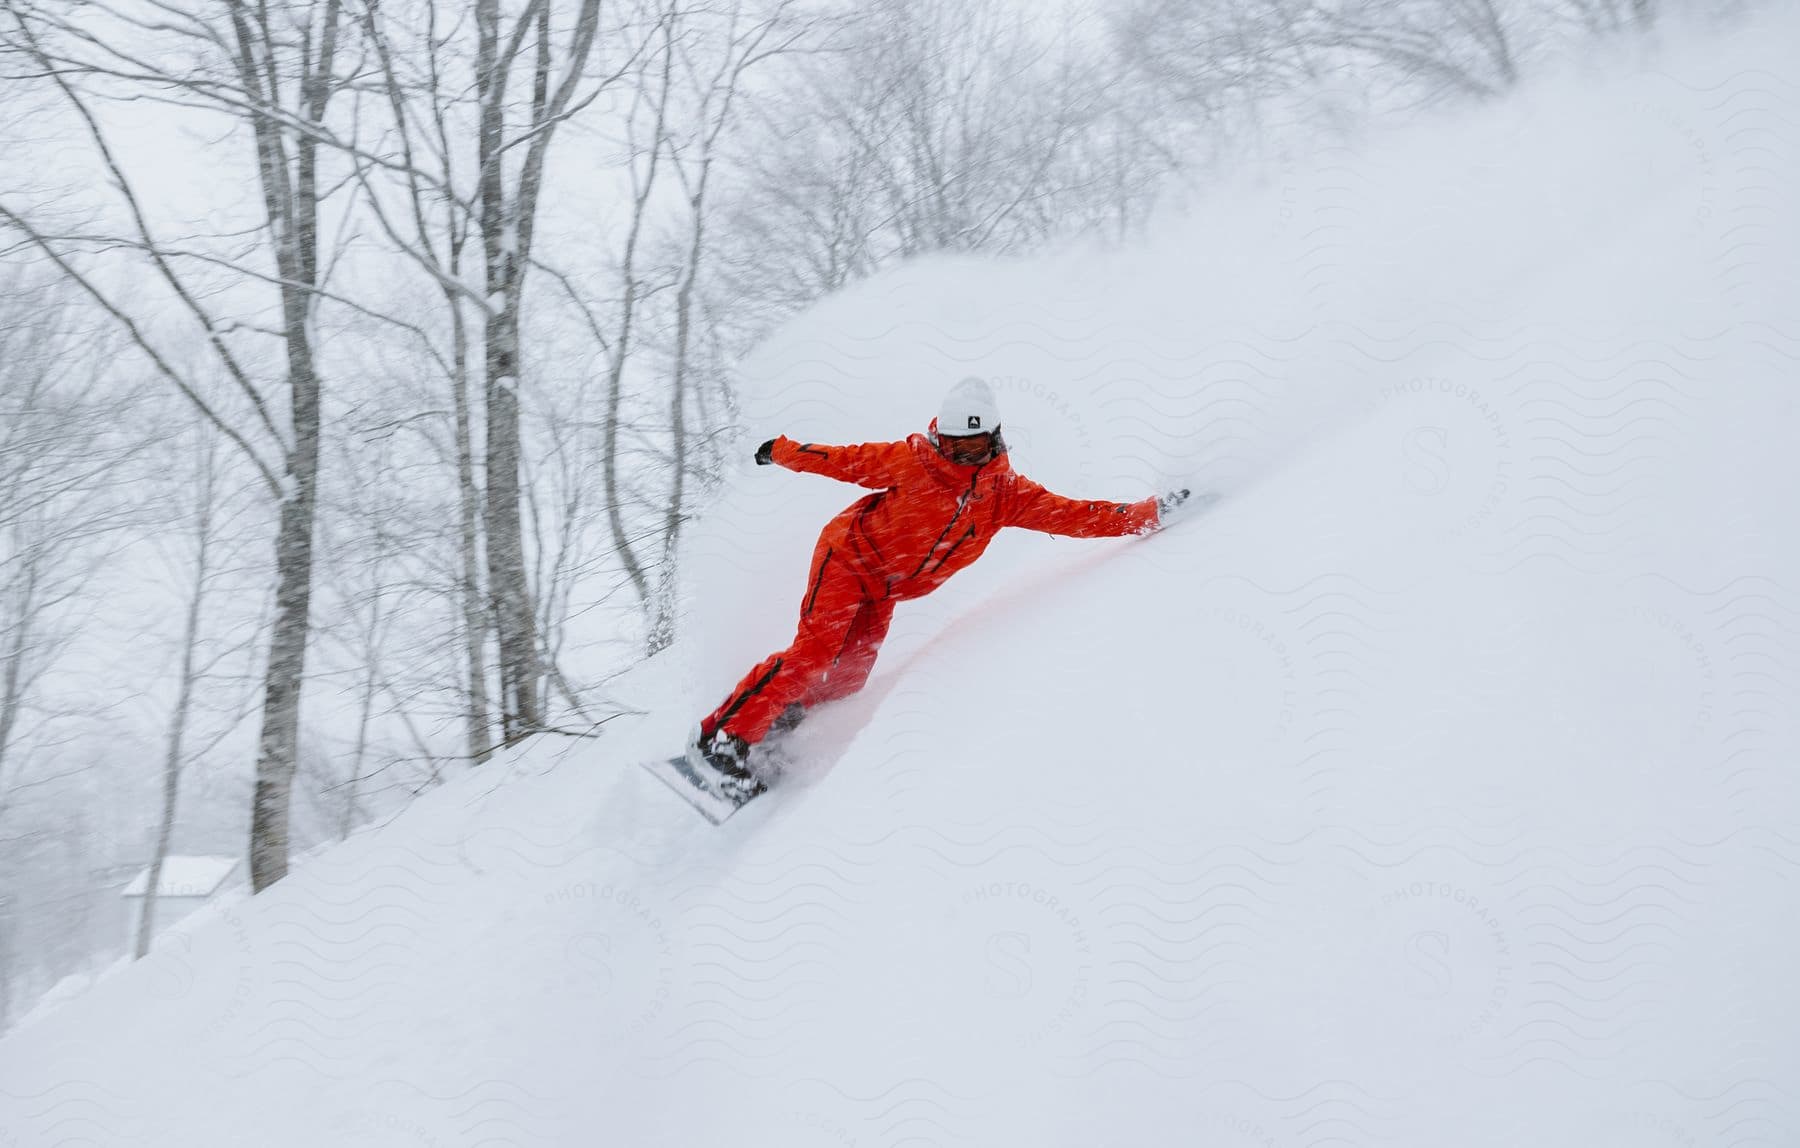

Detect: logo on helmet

[967,415,982,430]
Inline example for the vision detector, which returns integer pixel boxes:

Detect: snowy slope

[4,14,1799,1148]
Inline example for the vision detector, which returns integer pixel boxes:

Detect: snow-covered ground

[3,12,1797,1147]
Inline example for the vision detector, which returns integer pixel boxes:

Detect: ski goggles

[936,428,1003,466]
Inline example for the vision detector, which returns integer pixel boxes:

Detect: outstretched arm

[758,435,911,489]
[1004,475,1161,537]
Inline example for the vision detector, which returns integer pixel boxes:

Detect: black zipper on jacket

[803,547,833,616]
[851,491,888,567]
[926,524,978,576]
[909,464,985,581]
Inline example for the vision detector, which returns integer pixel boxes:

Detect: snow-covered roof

[120,855,241,899]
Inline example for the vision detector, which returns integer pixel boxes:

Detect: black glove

[754,438,776,466]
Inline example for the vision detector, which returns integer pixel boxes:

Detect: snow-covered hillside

[3,12,1797,1147]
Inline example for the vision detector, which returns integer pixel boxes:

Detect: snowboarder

[689,376,1192,804]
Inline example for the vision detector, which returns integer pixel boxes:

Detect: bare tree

[596,14,677,635]
[135,431,255,958]
[349,0,496,765]
[0,272,155,1023]
[1311,0,1520,99]
[474,0,641,743]
[712,0,1109,334]
[1109,0,1334,158]
[315,415,432,832]
[0,274,139,807]
[2,0,354,890]
[628,0,804,653]
[1559,0,1659,33]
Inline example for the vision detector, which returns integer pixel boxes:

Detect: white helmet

[936,376,1001,437]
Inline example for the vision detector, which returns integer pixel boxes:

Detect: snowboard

[639,747,769,825]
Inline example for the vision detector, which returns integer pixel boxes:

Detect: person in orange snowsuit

[693,377,1191,800]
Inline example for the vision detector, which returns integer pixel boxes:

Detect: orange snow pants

[701,532,894,746]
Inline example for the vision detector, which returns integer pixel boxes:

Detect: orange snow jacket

[766,431,1160,602]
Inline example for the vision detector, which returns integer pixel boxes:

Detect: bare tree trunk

[137,444,216,958]
[250,362,322,891]
[481,328,538,742]
[0,557,35,791]
[450,294,493,763]
[648,156,707,654]
[0,931,11,1032]
[476,0,539,744]
[606,37,675,622]
[645,1,796,651]
[354,0,493,763]
[244,0,343,892]
[342,636,379,840]
[474,0,609,742]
